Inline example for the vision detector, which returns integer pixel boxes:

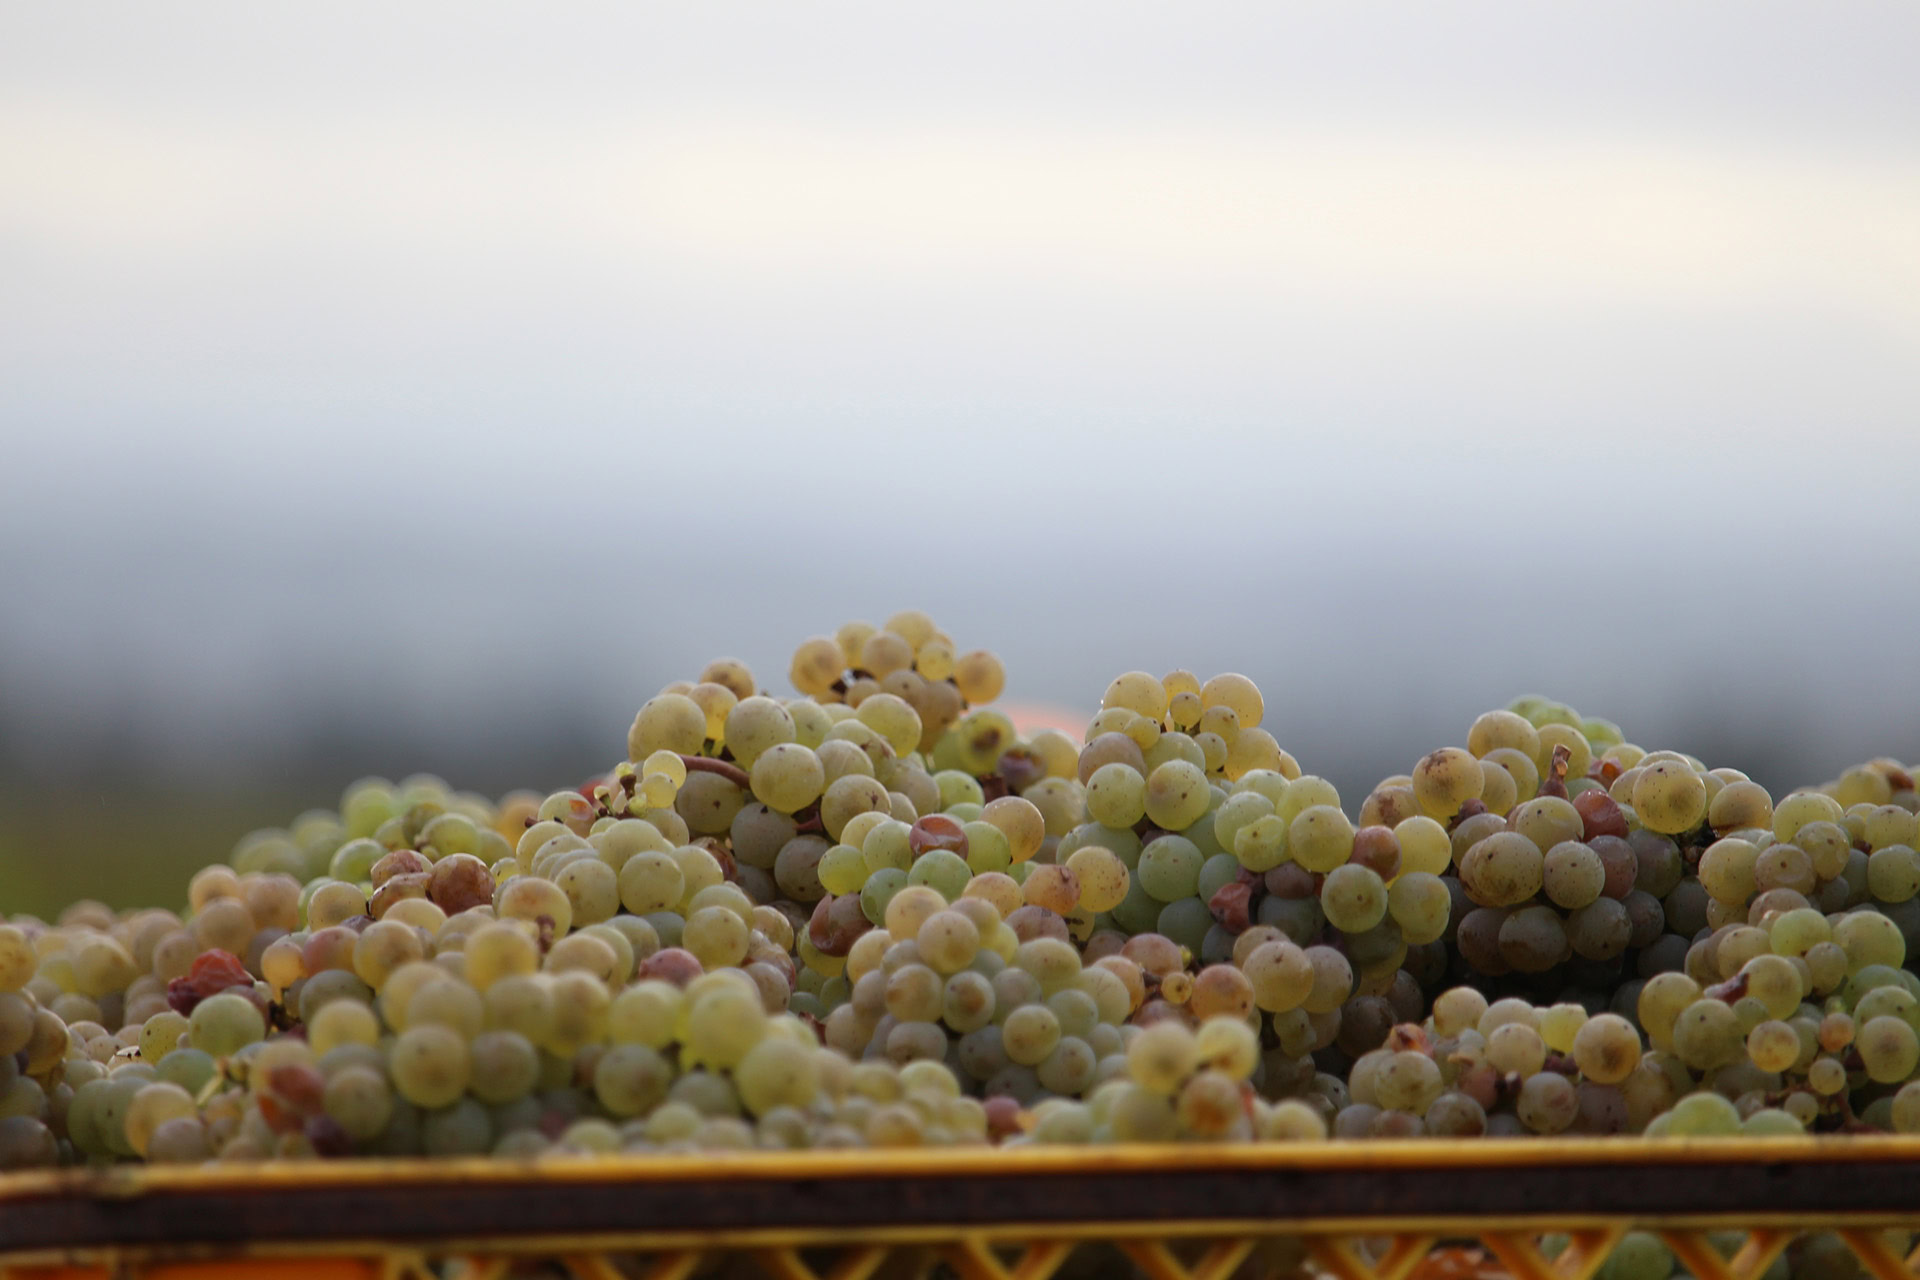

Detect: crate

[6,1140,1920,1280]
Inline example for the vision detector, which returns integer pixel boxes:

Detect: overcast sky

[3,2,1917,800]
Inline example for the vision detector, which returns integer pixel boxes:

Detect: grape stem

[679,755,750,787]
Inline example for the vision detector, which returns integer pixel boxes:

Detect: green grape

[962,821,1012,874]
[860,867,910,926]
[154,1048,216,1096]
[735,1036,821,1116]
[467,1030,540,1105]
[609,981,683,1048]
[750,744,827,815]
[1858,1016,1920,1083]
[817,844,869,896]
[1413,748,1483,820]
[684,985,765,1070]
[187,992,265,1057]
[682,906,750,970]
[1665,1091,1740,1136]
[1837,911,1906,972]
[1672,999,1744,1072]
[1386,872,1450,945]
[389,1024,471,1109]
[594,1044,673,1117]
[1460,832,1545,907]
[907,850,971,901]
[1394,816,1452,876]
[1145,760,1210,830]
[1084,763,1148,829]
[1288,805,1353,873]
[1868,846,1920,903]
[1320,864,1387,934]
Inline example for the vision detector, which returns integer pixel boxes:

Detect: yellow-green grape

[554,855,620,925]
[1232,815,1288,873]
[1540,840,1604,910]
[1859,1016,1920,1083]
[795,777,877,846]
[1460,832,1544,907]
[1430,986,1488,1037]
[628,693,708,762]
[137,1011,190,1063]
[1320,864,1387,933]
[1632,759,1707,835]
[594,1044,673,1117]
[609,981,683,1049]
[855,693,922,757]
[750,744,826,815]
[1570,1013,1639,1083]
[1065,846,1129,913]
[1893,1082,1920,1133]
[1413,748,1483,821]
[388,1024,470,1109]
[308,997,379,1056]
[916,910,981,975]
[406,979,484,1039]
[1241,940,1314,1013]
[1672,998,1744,1071]
[818,844,869,895]
[1302,946,1352,1014]
[914,636,956,681]
[1199,673,1263,728]
[1836,910,1905,972]
[1127,1021,1199,1095]
[1145,760,1210,830]
[1868,846,1920,903]
[790,636,845,697]
[1393,815,1452,876]
[1103,671,1170,723]
[1537,1003,1588,1054]
[1773,790,1845,843]
[1708,779,1773,835]
[1698,838,1758,905]
[683,906,750,969]
[1636,973,1701,1052]
[1224,729,1285,780]
[1863,805,1920,850]
[1167,690,1204,732]
[1467,710,1540,761]
[1386,872,1450,944]
[1085,763,1148,829]
[123,1083,196,1158]
[187,992,265,1057]
[497,876,573,937]
[951,650,1005,704]
[1288,805,1354,873]
[685,983,766,1070]
[735,1036,822,1116]
[981,796,1046,864]
[1747,1020,1801,1073]
[688,682,738,743]
[1742,954,1804,1020]
[1469,753,1535,812]
[1477,760,1518,817]
[1485,1022,1547,1076]
[617,850,685,915]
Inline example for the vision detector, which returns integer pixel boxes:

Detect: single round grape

[1384,872,1450,945]
[187,992,265,1058]
[1145,760,1210,831]
[389,1024,471,1109]
[1288,806,1354,874]
[1320,864,1388,934]
[1413,748,1483,820]
[1460,832,1545,908]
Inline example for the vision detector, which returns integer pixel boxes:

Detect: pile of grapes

[4,611,1920,1172]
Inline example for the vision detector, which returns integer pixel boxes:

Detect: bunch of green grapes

[816,884,1148,1106]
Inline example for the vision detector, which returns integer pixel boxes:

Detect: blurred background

[3,2,1917,918]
